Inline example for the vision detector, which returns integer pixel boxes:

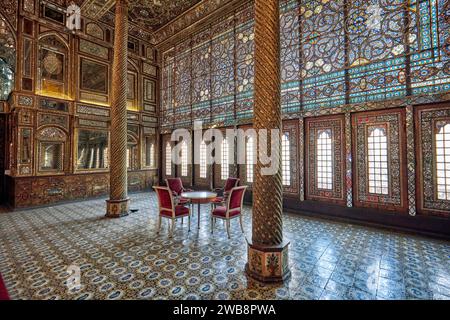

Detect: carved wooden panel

[352,109,407,212]
[416,104,450,217]
[305,115,346,205]
[8,171,155,209]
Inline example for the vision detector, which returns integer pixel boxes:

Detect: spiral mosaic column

[106,0,130,218]
[245,0,290,282]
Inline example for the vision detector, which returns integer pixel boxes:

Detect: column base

[105,198,130,218]
[245,238,291,283]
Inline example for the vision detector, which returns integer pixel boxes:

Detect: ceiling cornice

[155,0,251,49]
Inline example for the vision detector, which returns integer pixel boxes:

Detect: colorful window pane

[316,130,333,190]
[282,134,291,186]
[199,140,207,179]
[165,142,171,176]
[181,141,188,177]
[435,122,450,200]
[246,137,254,183]
[221,138,229,180]
[367,127,389,195]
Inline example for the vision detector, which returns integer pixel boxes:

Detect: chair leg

[188,215,191,232]
[170,219,175,238]
[239,215,244,233]
[157,216,162,234]
[226,220,231,239]
[210,216,214,234]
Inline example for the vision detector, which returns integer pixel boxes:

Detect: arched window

[127,133,138,170]
[282,133,291,186]
[181,141,188,177]
[436,122,450,200]
[144,136,155,168]
[165,142,172,176]
[199,140,207,178]
[221,138,229,180]
[246,137,254,183]
[367,127,389,195]
[317,130,333,190]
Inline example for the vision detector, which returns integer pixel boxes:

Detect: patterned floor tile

[0,192,449,300]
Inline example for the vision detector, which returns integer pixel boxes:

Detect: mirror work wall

[0,1,158,208]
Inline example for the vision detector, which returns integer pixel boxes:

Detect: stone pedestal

[105,198,130,218]
[246,239,291,283]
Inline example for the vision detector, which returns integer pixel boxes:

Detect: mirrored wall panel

[76,129,109,170]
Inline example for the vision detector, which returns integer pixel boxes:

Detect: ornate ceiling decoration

[79,0,248,44]
[128,0,202,32]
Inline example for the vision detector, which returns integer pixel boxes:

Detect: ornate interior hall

[0,0,449,301]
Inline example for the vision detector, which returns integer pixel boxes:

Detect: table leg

[197,203,201,229]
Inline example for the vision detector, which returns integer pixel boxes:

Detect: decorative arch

[36,126,67,142]
[85,22,104,41]
[37,33,69,98]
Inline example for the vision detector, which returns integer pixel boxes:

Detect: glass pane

[436,123,450,200]
[367,126,389,195]
[221,138,229,180]
[316,129,333,190]
[165,142,172,175]
[282,133,290,186]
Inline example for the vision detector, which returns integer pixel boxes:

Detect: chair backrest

[166,178,183,195]
[153,186,174,216]
[224,178,239,193]
[226,186,247,216]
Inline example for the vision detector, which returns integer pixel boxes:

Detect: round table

[181,191,217,229]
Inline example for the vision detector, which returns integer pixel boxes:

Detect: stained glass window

[367,127,389,195]
[199,140,207,178]
[160,0,450,128]
[181,141,188,177]
[246,136,254,183]
[221,138,229,180]
[282,134,291,186]
[435,122,450,200]
[165,142,171,176]
[317,130,333,190]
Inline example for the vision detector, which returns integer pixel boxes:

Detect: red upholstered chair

[212,178,240,208]
[210,186,247,238]
[165,178,193,205]
[154,186,191,237]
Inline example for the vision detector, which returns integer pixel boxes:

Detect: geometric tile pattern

[0,192,449,300]
[405,105,417,216]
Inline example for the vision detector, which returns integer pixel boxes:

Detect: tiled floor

[0,192,449,300]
